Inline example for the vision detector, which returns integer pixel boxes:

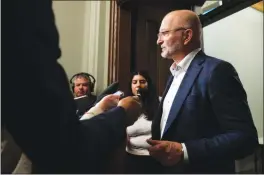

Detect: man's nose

[157,36,163,45]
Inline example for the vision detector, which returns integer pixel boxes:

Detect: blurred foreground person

[3,0,142,173]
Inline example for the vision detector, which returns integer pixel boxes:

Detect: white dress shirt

[126,114,152,156]
[160,48,201,161]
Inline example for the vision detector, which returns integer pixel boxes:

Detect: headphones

[70,72,96,93]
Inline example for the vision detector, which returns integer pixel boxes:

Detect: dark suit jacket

[3,0,127,173]
[152,51,258,173]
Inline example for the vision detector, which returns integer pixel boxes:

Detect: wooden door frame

[107,0,207,91]
[108,0,132,91]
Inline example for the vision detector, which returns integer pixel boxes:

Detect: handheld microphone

[136,88,141,97]
[136,88,147,103]
[95,82,119,103]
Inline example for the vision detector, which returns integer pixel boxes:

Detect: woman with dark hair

[126,71,159,120]
[124,71,160,174]
[79,71,160,173]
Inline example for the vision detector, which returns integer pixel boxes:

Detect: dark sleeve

[77,107,127,173]
[3,0,127,173]
[185,61,258,163]
[3,61,128,173]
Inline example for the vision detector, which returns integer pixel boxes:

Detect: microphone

[95,81,119,103]
[136,88,148,103]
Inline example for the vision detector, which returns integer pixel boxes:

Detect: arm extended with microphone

[95,82,120,103]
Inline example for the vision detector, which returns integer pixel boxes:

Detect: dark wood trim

[117,0,205,9]
[109,0,209,90]
[108,0,119,85]
[117,8,132,91]
[108,1,132,91]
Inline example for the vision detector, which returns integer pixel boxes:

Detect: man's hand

[117,96,142,126]
[95,94,120,111]
[147,139,183,166]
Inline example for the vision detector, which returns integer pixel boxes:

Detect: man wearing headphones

[70,72,97,117]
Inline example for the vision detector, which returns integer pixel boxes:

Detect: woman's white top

[126,114,152,156]
[80,106,152,156]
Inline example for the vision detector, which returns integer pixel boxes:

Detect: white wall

[52,1,110,94]
[52,1,85,79]
[203,7,263,140]
[80,1,110,94]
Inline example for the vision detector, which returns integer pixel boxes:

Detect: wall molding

[82,1,110,94]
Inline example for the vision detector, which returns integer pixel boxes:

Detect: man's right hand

[117,96,142,126]
[95,94,120,111]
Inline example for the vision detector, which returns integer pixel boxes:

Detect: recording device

[101,82,120,95]
[95,82,120,103]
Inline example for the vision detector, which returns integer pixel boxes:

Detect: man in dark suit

[147,10,258,173]
[2,0,141,173]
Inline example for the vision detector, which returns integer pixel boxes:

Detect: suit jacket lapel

[163,53,205,136]
[152,75,173,139]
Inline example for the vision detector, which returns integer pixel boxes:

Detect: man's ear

[183,29,193,45]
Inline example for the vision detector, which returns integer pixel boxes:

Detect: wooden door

[132,5,175,96]
[108,0,204,96]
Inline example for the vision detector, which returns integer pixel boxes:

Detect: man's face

[73,77,90,97]
[157,16,185,59]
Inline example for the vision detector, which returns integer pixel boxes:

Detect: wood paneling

[108,1,118,84]
[108,1,132,91]
[134,6,174,96]
[109,0,195,95]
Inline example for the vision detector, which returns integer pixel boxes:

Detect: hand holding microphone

[118,96,142,126]
[94,93,142,126]
[93,82,122,111]
[92,81,143,126]
[117,87,148,125]
[95,94,120,111]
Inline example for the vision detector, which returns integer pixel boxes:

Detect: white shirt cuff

[181,143,189,162]
[79,106,104,121]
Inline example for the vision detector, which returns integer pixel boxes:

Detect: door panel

[108,1,193,96]
[133,6,173,96]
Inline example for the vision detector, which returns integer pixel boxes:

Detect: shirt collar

[170,48,201,76]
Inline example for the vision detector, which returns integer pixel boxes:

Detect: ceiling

[117,0,207,9]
